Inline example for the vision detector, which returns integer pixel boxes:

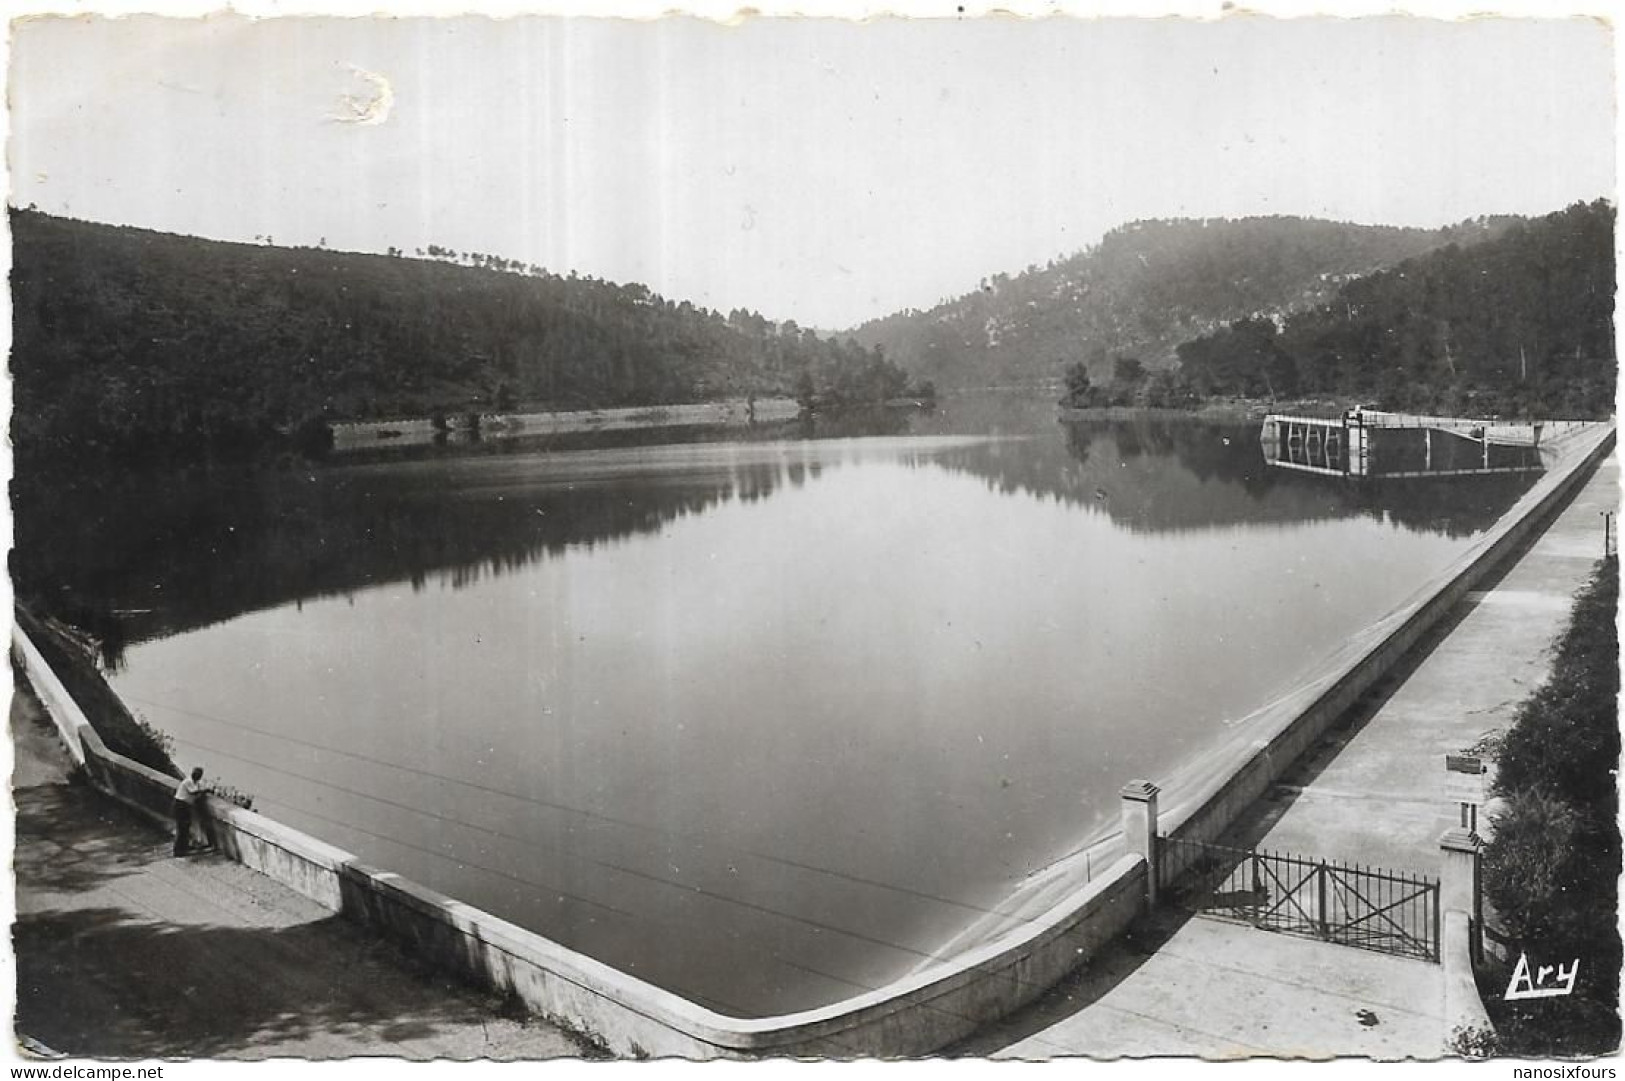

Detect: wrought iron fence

[1159,836,1440,963]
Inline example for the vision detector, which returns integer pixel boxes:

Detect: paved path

[11,681,596,1060]
[961,913,1443,1059]
[1227,451,1618,871]
[976,451,1617,1061]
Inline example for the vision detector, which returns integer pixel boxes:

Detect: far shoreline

[1056,397,1357,423]
[330,397,804,452]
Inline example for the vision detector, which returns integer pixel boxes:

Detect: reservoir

[32,393,1533,1016]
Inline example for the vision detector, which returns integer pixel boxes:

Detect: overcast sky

[9,14,1616,329]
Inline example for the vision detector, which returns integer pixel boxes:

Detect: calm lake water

[27,393,1534,1016]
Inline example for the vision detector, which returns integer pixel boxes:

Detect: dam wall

[13,420,1612,1057]
[13,616,1148,1058]
[879,420,1616,960]
[1156,422,1614,873]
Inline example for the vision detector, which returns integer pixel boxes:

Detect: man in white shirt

[172,767,205,857]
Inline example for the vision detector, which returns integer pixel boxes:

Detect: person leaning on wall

[172,766,209,857]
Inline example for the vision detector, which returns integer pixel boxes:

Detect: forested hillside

[1175,200,1616,417]
[850,215,1514,390]
[10,210,918,463]
[15,201,1608,470]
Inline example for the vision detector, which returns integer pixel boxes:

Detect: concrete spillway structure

[1259,408,1588,479]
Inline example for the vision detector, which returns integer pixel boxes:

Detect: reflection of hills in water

[14,448,816,657]
[931,417,1534,538]
[15,408,1532,662]
[334,407,917,467]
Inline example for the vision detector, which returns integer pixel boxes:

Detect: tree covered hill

[849,215,1517,390]
[1175,200,1616,417]
[10,209,917,463]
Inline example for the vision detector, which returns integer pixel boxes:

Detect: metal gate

[1159,837,1440,963]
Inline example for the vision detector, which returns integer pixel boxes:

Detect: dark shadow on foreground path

[15,904,533,1059]
[11,680,600,1060]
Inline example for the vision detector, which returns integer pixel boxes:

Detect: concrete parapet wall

[12,624,89,766]
[15,616,1148,1057]
[329,850,1146,1058]
[1158,424,1615,879]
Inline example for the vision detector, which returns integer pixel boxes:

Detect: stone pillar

[1120,780,1161,908]
[1440,826,1482,963]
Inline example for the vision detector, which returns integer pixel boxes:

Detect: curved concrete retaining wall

[14,619,1147,1057]
[13,422,1609,1057]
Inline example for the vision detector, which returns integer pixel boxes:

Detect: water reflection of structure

[1260,408,1562,479]
[929,416,1533,539]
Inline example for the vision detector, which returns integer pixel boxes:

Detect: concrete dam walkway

[967,450,1618,1060]
[10,681,594,1060]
